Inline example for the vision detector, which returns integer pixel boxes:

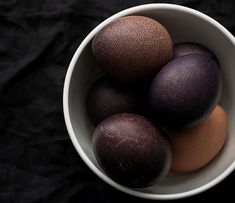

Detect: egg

[149,54,222,128]
[86,76,146,126]
[92,15,173,81]
[173,42,216,59]
[168,105,228,172]
[93,113,171,187]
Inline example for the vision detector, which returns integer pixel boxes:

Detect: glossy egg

[93,113,171,187]
[168,105,228,172]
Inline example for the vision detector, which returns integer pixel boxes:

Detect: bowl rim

[63,3,235,200]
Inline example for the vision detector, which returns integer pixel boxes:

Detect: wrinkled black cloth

[0,0,234,202]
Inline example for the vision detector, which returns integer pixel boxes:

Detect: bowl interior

[66,4,235,198]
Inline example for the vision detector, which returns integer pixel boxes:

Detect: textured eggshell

[86,76,146,126]
[173,42,216,59]
[149,54,222,128]
[92,113,171,187]
[168,105,228,172]
[92,15,173,81]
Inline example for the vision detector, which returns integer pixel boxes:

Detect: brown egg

[92,15,173,81]
[168,105,228,172]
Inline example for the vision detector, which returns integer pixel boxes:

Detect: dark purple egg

[149,54,222,128]
[173,42,216,60]
[93,113,171,187]
[86,76,146,126]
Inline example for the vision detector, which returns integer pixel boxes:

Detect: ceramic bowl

[63,4,235,200]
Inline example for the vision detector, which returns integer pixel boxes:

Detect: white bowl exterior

[63,4,235,200]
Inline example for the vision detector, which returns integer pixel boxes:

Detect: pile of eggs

[85,15,228,187]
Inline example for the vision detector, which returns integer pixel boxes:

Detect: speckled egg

[173,42,216,59]
[92,15,173,81]
[149,54,222,128]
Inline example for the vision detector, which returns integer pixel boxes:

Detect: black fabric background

[0,0,234,202]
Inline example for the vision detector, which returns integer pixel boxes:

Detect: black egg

[86,76,146,126]
[173,42,216,59]
[93,113,171,187]
[149,54,222,128]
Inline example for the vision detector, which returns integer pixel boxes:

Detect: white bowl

[63,3,235,200]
